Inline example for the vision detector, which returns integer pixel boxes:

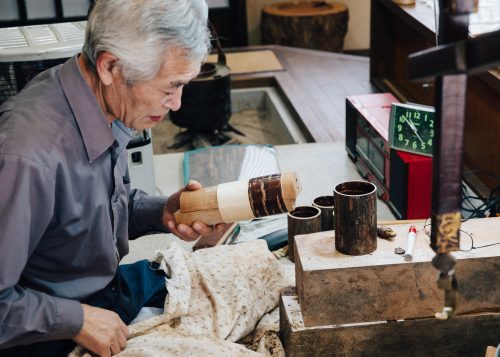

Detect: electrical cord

[423,218,500,252]
[461,170,500,221]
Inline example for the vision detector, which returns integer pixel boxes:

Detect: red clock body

[346,93,432,219]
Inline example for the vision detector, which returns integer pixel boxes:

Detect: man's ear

[95,52,119,86]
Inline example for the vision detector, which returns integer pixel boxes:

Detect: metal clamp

[435,270,458,320]
[432,253,458,320]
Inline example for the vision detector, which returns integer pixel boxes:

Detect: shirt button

[113,195,119,203]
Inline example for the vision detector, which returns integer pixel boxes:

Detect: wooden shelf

[370,0,500,197]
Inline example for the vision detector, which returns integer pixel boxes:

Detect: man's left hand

[162,180,228,241]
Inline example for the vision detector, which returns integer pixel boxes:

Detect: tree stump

[261,1,348,52]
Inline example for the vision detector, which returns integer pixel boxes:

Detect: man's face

[110,48,200,130]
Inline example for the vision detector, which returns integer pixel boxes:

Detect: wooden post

[261,1,348,52]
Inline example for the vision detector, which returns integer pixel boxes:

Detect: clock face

[389,103,435,157]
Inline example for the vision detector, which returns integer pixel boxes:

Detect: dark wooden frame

[370,0,500,197]
[209,0,248,47]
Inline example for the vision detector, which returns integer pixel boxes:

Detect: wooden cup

[287,206,321,262]
[312,195,335,231]
[334,181,377,255]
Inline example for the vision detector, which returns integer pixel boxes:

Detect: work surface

[294,217,500,325]
[298,217,500,270]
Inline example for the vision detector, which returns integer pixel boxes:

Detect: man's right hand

[72,304,129,356]
[162,180,228,241]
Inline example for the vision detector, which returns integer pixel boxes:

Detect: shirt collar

[111,119,134,153]
[58,55,116,163]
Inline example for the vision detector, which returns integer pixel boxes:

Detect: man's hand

[72,304,128,357]
[162,180,228,241]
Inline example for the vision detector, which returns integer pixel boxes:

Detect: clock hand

[401,115,425,145]
[412,129,425,145]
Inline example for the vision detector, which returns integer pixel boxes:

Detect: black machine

[169,26,244,147]
[168,53,231,134]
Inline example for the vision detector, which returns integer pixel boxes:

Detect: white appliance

[127,129,157,195]
[0,21,86,101]
[0,21,156,194]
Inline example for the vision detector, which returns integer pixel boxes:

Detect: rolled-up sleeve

[127,189,169,239]
[0,154,83,348]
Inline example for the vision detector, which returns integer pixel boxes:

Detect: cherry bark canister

[312,195,335,231]
[287,205,321,262]
[334,181,377,255]
[174,172,301,225]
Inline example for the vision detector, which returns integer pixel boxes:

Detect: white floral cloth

[70,239,288,356]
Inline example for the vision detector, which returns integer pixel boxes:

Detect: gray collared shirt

[0,55,168,348]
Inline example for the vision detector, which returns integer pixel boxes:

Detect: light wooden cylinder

[174,209,223,226]
[179,186,218,213]
[175,172,301,225]
[261,1,348,52]
[281,171,302,211]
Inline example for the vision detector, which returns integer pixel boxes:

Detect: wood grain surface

[229,45,377,143]
[294,217,500,326]
[280,288,500,357]
[261,1,348,52]
[334,181,377,255]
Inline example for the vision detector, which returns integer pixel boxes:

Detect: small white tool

[404,225,417,261]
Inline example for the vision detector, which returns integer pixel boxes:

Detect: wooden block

[280,288,500,357]
[295,217,500,326]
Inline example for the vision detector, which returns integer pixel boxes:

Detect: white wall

[246,0,371,51]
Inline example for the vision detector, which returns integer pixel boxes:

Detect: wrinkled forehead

[157,47,202,81]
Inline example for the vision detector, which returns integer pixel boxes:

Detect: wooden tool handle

[174,209,223,226]
[179,186,218,213]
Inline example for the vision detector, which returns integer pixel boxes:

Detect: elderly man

[0,0,221,356]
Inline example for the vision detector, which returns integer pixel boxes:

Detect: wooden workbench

[281,217,500,356]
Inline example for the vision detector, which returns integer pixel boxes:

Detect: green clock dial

[389,102,435,157]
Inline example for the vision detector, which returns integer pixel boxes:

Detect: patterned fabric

[71,240,288,356]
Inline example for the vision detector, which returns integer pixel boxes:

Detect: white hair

[82,0,211,83]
